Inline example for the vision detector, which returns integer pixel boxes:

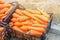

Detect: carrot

[35,15,49,22]
[34,10,41,15]
[26,9,41,15]
[1,15,6,19]
[18,20,32,26]
[5,6,12,15]
[12,13,21,18]
[29,27,45,33]
[32,24,46,28]
[0,0,5,4]
[17,16,30,22]
[37,8,50,18]
[4,3,12,8]
[0,14,4,17]
[25,9,35,14]
[15,9,24,16]
[29,19,34,24]
[0,8,8,14]
[14,22,21,26]
[27,30,42,36]
[0,14,6,19]
[20,26,30,32]
[22,11,44,24]
[13,26,23,32]
[9,22,14,26]
[30,19,39,24]
[0,4,11,9]
[3,3,11,8]
[11,18,17,22]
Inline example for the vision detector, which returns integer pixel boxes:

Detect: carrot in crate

[0,8,8,14]
[14,22,22,27]
[0,14,4,18]
[3,3,11,8]
[11,18,17,22]
[32,24,46,28]
[25,9,36,14]
[34,10,41,15]
[17,16,30,22]
[1,15,6,19]
[35,14,49,22]
[12,26,24,32]
[15,9,24,16]
[9,22,14,26]
[12,13,21,18]
[27,30,42,36]
[29,27,45,33]
[29,19,34,24]
[30,19,39,24]
[22,11,44,24]
[20,21,32,26]
[0,3,11,10]
[5,6,12,15]
[37,8,50,18]
[0,0,5,4]
[25,9,41,15]
[20,26,30,32]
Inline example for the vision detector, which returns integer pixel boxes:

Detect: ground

[46,31,60,40]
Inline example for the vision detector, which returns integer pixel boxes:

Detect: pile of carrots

[0,0,50,36]
[0,0,12,19]
[9,8,50,36]
[0,0,12,34]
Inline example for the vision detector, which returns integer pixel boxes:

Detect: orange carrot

[26,9,41,15]
[5,3,12,8]
[15,9,24,16]
[14,22,21,26]
[13,26,23,32]
[35,15,49,22]
[25,9,35,14]
[0,0,5,4]
[27,30,42,36]
[37,8,50,18]
[18,20,32,26]
[0,8,8,14]
[0,4,11,9]
[11,18,17,22]
[12,13,21,18]
[30,19,39,24]
[22,11,44,24]
[20,26,30,32]
[29,19,34,24]
[1,15,6,19]
[9,22,14,26]
[17,16,30,22]
[29,27,45,33]
[32,24,46,28]
[34,10,41,15]
[0,14,4,17]
[5,6,12,15]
